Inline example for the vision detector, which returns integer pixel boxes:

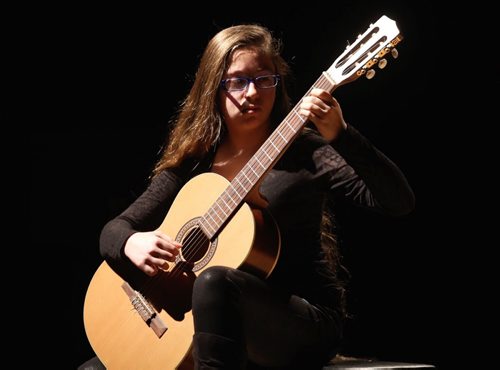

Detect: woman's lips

[242,106,259,113]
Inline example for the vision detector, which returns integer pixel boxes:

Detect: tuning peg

[391,48,399,59]
[378,58,387,69]
[366,69,376,79]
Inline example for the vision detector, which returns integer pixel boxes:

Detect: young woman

[99,24,415,369]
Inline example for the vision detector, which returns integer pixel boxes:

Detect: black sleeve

[99,170,184,280]
[321,124,415,216]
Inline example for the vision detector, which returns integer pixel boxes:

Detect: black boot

[192,332,246,369]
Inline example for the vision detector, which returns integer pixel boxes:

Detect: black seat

[78,354,436,369]
[324,355,435,369]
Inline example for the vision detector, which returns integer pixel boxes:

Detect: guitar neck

[199,73,336,239]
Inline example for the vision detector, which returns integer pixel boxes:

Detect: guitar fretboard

[199,72,336,239]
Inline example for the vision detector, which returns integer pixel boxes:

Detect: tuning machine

[378,59,388,69]
[366,69,376,79]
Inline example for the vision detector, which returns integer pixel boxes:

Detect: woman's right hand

[124,231,182,276]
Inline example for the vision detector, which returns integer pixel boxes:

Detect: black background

[31,2,472,368]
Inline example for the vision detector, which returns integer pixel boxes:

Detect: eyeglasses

[220,74,280,92]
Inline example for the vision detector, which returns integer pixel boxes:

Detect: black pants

[191,266,341,369]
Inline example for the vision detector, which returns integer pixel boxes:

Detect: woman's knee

[194,266,230,292]
[192,266,244,335]
[192,266,234,310]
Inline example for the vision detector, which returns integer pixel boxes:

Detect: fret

[198,221,211,237]
[247,164,259,177]
[290,108,306,124]
[218,194,232,213]
[205,211,217,225]
[200,216,216,235]
[208,206,224,223]
[241,171,254,186]
[284,119,297,133]
[262,148,273,161]
[225,187,240,205]
[214,202,228,218]
[276,130,287,142]
[234,177,247,193]
[220,194,232,209]
[254,156,266,169]
[269,140,279,152]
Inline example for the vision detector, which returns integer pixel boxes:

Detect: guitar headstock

[326,15,403,86]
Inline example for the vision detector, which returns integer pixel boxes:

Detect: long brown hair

[153,24,291,175]
[321,205,350,319]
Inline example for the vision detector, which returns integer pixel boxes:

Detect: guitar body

[84,172,281,370]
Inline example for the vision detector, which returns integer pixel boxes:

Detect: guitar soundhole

[182,227,210,264]
[176,218,218,272]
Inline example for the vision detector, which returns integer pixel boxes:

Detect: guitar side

[83,172,280,370]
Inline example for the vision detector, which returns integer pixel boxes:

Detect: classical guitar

[84,15,403,370]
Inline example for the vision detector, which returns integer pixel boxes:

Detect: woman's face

[219,47,277,136]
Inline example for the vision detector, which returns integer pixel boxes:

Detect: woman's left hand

[299,88,347,142]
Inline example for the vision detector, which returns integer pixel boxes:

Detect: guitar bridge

[121,282,168,338]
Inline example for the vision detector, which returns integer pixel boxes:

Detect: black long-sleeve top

[100,125,415,313]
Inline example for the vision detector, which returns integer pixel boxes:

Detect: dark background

[31,2,470,368]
